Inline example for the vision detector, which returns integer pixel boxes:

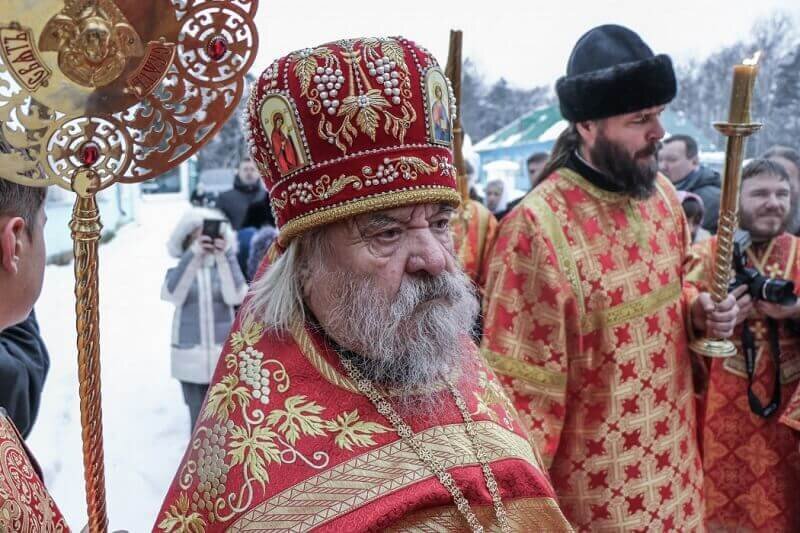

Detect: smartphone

[202,219,223,240]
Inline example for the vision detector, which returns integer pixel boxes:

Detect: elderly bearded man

[155,37,570,532]
[480,25,739,531]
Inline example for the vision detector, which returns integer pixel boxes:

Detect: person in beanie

[480,25,738,530]
[162,207,248,431]
[155,36,569,532]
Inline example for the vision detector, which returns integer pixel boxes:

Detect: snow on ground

[28,194,194,532]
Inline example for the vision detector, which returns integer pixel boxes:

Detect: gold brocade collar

[746,233,797,279]
[557,167,632,203]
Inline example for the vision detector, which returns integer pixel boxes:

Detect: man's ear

[576,120,598,146]
[0,217,26,275]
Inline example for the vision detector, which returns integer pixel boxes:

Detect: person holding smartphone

[162,207,248,431]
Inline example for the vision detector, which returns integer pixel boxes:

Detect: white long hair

[240,229,329,332]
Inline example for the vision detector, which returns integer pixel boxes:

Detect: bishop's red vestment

[154,316,571,531]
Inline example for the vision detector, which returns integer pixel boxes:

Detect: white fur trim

[167,207,239,258]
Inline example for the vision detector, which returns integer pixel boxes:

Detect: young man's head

[526,152,549,188]
[739,159,791,243]
[553,24,676,200]
[0,180,47,329]
[763,146,800,184]
[762,146,800,234]
[485,179,505,213]
[237,157,261,187]
[659,134,700,184]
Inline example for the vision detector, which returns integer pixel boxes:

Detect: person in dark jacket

[0,178,48,438]
[215,158,267,230]
[659,134,721,232]
[238,196,278,282]
[0,312,50,438]
[0,153,67,529]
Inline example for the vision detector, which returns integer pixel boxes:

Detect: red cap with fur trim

[244,36,460,245]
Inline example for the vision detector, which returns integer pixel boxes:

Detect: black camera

[729,230,797,305]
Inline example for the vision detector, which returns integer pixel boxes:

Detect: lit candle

[728,51,761,124]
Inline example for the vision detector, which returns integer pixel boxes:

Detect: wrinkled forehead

[350,203,454,229]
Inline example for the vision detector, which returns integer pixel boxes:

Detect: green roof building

[474,105,718,191]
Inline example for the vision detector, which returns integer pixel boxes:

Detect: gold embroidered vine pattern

[157,320,392,530]
[290,38,417,154]
[270,155,452,211]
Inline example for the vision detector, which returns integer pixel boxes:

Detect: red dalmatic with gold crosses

[687,232,800,532]
[481,168,704,531]
[452,199,498,289]
[154,314,571,532]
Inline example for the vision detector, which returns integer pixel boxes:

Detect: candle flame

[743,51,762,66]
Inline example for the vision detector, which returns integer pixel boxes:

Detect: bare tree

[671,11,799,156]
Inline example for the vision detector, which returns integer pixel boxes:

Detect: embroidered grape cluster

[238,346,271,404]
[364,158,401,186]
[313,67,345,116]
[193,420,234,512]
[367,56,401,104]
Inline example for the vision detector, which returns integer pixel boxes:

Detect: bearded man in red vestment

[480,24,739,531]
[154,36,570,532]
[687,159,800,532]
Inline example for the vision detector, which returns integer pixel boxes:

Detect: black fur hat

[556,25,676,123]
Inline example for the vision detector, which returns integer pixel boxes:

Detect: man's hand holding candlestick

[692,291,740,339]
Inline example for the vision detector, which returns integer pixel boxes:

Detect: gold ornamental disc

[0,0,259,191]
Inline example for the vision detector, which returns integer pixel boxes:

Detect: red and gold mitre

[244,36,461,245]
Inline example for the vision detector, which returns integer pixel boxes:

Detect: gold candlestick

[691,51,762,358]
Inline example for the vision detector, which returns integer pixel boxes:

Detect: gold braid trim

[526,193,586,315]
[580,281,682,334]
[482,349,567,392]
[385,497,572,532]
[290,319,359,393]
[278,187,461,245]
[228,421,547,532]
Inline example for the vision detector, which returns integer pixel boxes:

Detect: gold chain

[339,356,512,533]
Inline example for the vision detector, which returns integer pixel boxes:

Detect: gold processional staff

[0,1,259,530]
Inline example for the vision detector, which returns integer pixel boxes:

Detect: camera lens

[761,278,797,306]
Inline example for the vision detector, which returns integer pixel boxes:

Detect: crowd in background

[478,136,800,243]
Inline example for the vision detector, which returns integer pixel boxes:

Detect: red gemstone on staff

[78,141,100,166]
[207,36,228,61]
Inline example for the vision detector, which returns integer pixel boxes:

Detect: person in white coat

[162,207,248,430]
